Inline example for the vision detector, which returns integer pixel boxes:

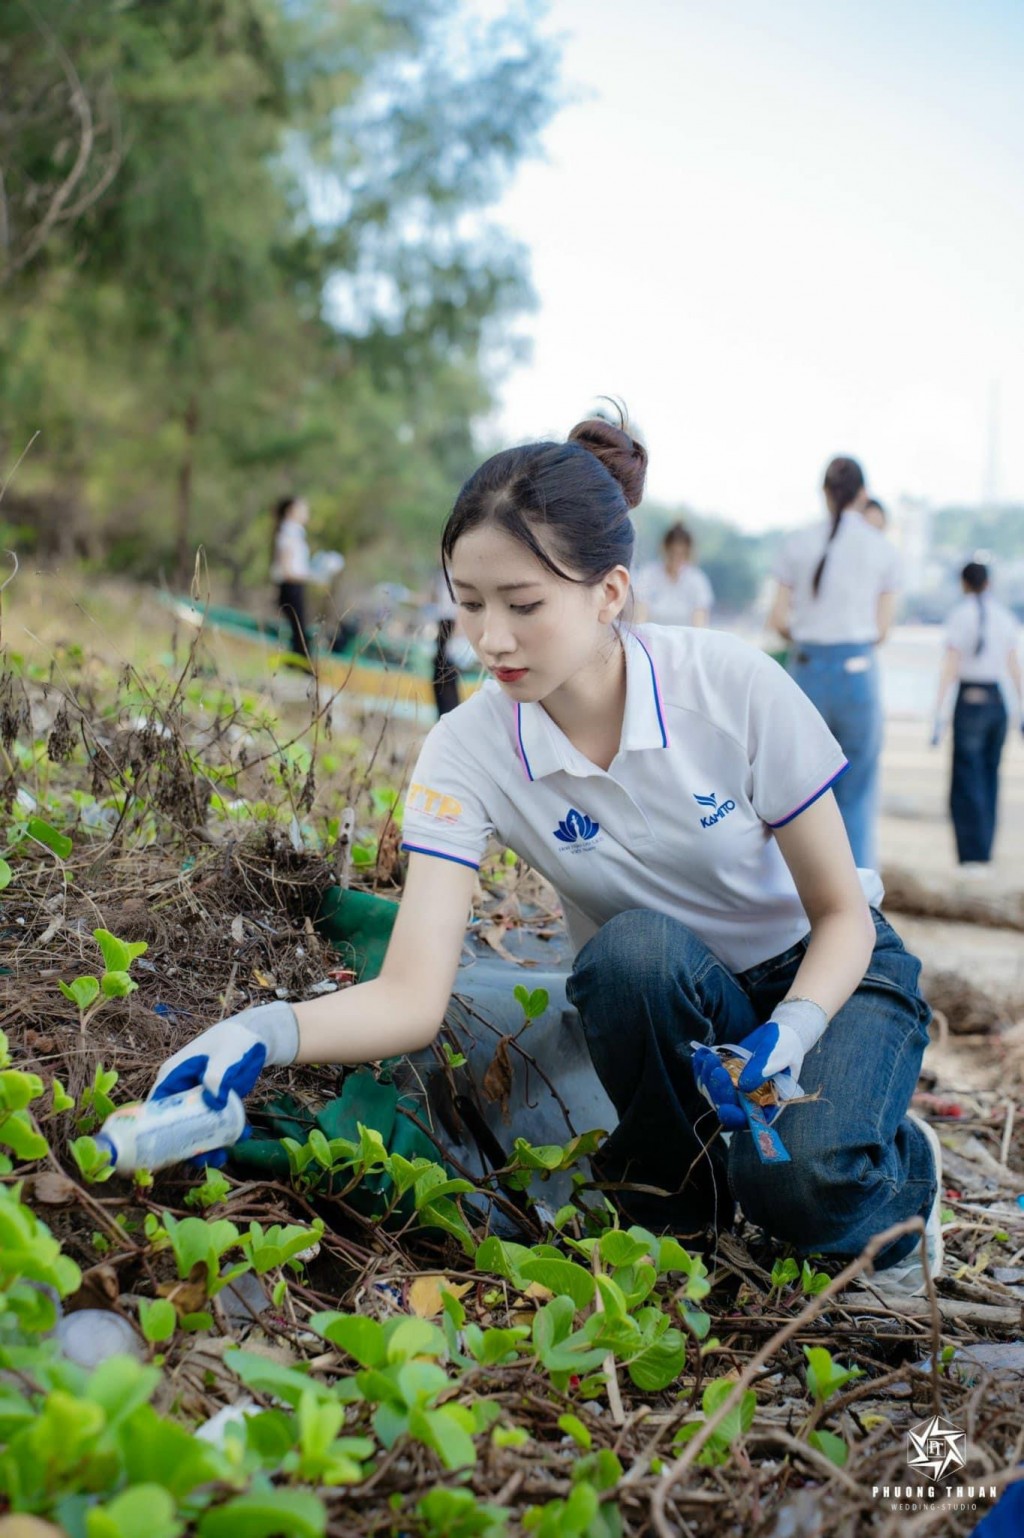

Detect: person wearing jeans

[933,562,1023,873]
[949,685,1007,863]
[146,415,943,1296]
[567,906,934,1271]
[769,457,902,869]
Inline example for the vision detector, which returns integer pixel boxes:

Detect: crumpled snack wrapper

[692,1040,805,1104]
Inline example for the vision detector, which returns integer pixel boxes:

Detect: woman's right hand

[150,1000,299,1109]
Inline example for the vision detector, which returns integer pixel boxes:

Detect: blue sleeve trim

[401,843,480,872]
[766,760,849,829]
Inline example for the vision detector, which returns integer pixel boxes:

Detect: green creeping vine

[0,1023,867,1532]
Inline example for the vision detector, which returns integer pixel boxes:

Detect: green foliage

[808,1428,850,1467]
[70,1134,114,1184]
[513,984,549,1023]
[138,1298,177,1347]
[59,932,148,1030]
[25,815,73,860]
[770,1256,799,1292]
[800,1258,831,1296]
[414,1487,508,1538]
[803,1345,863,1403]
[0,0,559,584]
[523,1449,623,1537]
[283,1126,476,1256]
[0,1029,49,1169]
[76,1063,120,1133]
[673,1378,757,1467]
[0,1182,82,1330]
[184,1165,232,1210]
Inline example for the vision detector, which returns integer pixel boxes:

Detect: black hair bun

[567,417,648,509]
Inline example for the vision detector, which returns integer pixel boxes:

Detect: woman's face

[449,524,628,703]
[289,498,310,524]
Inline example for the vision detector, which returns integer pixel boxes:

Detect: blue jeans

[950,683,1007,863]
[788,642,882,867]
[566,908,935,1269]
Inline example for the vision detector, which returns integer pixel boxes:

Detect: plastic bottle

[96,1087,246,1173]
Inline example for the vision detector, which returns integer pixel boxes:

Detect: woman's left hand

[737,998,829,1095]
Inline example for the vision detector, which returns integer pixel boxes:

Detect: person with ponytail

[768,457,902,868]
[270,495,312,662]
[932,561,1023,875]
[148,413,941,1295]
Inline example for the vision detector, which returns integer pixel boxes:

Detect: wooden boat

[164,596,482,714]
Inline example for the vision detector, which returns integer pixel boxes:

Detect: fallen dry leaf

[29,1171,77,1205]
[406,1274,473,1318]
[478,922,523,964]
[482,1035,514,1121]
[0,1517,67,1538]
[157,1260,210,1316]
[70,1263,120,1310]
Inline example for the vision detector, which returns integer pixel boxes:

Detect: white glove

[150,1000,299,1109]
[734,998,829,1098]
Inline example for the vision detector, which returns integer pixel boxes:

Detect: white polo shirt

[945,596,1020,689]
[401,625,856,973]
[634,561,714,626]
[772,510,902,644]
[271,522,311,583]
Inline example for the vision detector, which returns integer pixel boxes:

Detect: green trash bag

[315,886,398,981]
[229,1065,449,1223]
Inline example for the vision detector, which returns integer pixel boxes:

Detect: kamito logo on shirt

[553,808,600,847]
[694,791,737,829]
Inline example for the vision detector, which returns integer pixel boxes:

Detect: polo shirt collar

[515,628,670,782]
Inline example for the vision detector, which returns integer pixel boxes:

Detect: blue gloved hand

[930,718,943,748]
[736,998,829,1097]
[150,999,300,1110]
[692,1045,747,1130]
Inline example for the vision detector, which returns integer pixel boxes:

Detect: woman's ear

[597,565,631,624]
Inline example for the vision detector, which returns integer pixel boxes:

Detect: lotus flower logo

[553,808,600,844]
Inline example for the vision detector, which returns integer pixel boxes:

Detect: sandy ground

[878,717,1024,1003]
[879,716,1024,896]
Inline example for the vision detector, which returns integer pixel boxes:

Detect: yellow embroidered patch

[408,782,463,822]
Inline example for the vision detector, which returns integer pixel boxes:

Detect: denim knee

[569,909,709,1002]
[728,1134,886,1251]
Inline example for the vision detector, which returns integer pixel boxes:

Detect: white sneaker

[868,1113,944,1296]
[958,862,990,882]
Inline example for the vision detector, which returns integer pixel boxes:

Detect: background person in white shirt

[932,561,1023,873]
[634,521,713,626]
[768,457,902,869]
[270,494,312,661]
[147,414,941,1294]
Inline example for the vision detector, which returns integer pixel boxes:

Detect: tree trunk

[174,394,200,589]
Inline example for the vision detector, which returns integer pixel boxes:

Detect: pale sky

[475,0,1024,531]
